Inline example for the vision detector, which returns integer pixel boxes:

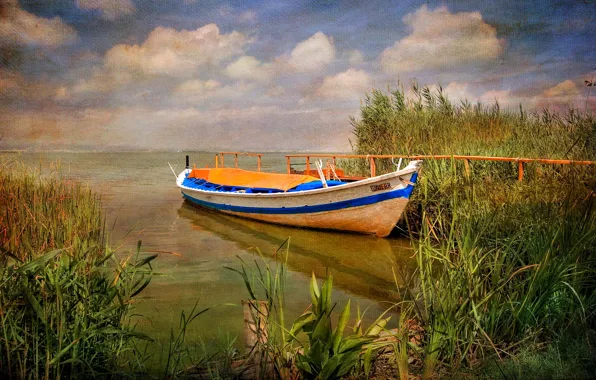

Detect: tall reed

[0,160,156,379]
[345,84,596,377]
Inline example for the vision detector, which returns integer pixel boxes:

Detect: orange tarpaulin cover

[188,168,319,192]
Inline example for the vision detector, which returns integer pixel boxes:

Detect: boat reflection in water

[177,202,417,303]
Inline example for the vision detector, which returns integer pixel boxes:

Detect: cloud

[174,79,222,94]
[442,82,476,103]
[172,78,222,102]
[535,79,587,110]
[104,24,248,77]
[346,49,364,66]
[288,32,335,72]
[225,33,337,80]
[71,67,134,93]
[478,89,514,105]
[54,86,70,101]
[0,69,64,104]
[380,5,504,73]
[224,55,273,82]
[0,0,77,47]
[0,108,114,148]
[172,78,257,105]
[314,69,372,100]
[75,0,135,20]
[421,82,533,109]
[542,80,580,98]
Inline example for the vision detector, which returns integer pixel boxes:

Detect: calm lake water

[2,152,416,347]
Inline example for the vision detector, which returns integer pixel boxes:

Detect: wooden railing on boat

[218,152,264,171]
[214,152,593,181]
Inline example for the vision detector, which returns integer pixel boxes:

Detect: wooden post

[242,300,269,352]
[257,155,262,172]
[463,159,470,178]
[286,156,291,174]
[220,153,225,168]
[518,161,524,181]
[369,157,376,177]
[234,154,239,168]
[332,156,336,167]
[215,154,219,168]
[306,156,310,174]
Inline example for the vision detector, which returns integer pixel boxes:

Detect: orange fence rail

[282,154,594,181]
[215,152,593,181]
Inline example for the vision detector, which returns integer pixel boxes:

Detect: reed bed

[342,84,596,378]
[0,161,155,379]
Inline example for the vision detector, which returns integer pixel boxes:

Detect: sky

[1,0,595,152]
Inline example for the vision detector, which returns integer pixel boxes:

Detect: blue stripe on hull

[182,182,415,215]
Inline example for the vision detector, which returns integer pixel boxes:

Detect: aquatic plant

[287,273,388,380]
[342,84,596,378]
[0,161,156,379]
[227,242,393,380]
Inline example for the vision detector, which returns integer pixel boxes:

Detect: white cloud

[71,68,133,93]
[380,5,504,73]
[419,82,534,109]
[441,82,530,108]
[75,0,135,20]
[174,79,222,94]
[172,79,222,101]
[172,78,256,104]
[314,69,372,99]
[542,80,580,98]
[346,49,364,66]
[0,0,77,46]
[442,82,476,102]
[104,24,248,77]
[224,56,273,82]
[534,79,585,109]
[288,32,336,72]
[479,89,513,105]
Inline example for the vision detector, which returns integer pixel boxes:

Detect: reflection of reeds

[0,161,155,378]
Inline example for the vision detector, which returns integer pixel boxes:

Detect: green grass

[477,331,596,380]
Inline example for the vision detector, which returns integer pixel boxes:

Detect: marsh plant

[341,84,596,378]
[0,161,156,379]
[227,242,394,380]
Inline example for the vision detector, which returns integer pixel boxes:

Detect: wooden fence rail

[283,154,594,181]
[215,152,593,181]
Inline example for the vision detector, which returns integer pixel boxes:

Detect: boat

[175,157,422,237]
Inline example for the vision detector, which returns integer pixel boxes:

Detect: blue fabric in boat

[288,180,345,192]
[182,175,345,193]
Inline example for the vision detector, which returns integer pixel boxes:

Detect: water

[1,152,416,346]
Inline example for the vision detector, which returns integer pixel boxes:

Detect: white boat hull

[177,161,421,237]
